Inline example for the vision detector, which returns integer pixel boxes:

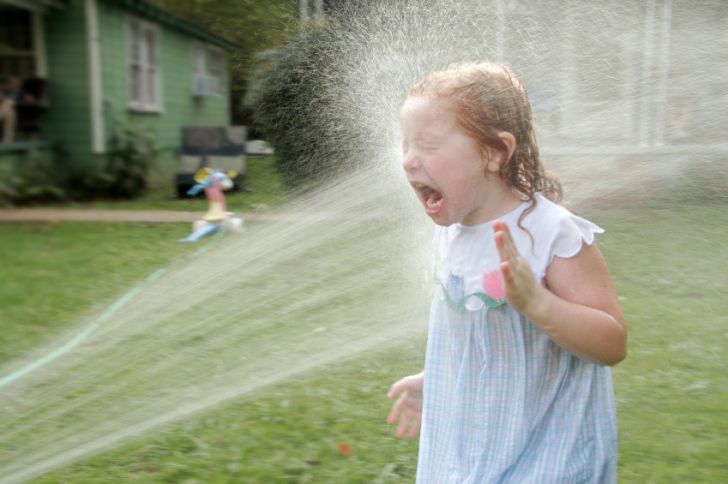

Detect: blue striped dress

[417,194,618,483]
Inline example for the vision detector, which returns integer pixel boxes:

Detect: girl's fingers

[494,221,521,266]
[500,223,520,261]
[395,412,410,437]
[387,405,399,425]
[494,223,508,260]
[495,231,509,263]
[387,393,405,423]
[501,261,510,281]
[387,379,405,399]
[494,222,517,263]
[501,261,517,295]
[408,417,421,439]
[388,393,409,422]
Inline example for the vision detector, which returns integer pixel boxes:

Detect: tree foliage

[244,25,357,189]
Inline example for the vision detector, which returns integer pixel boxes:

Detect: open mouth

[411,182,444,214]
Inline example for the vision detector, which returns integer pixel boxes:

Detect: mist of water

[0,169,432,482]
[1,0,726,481]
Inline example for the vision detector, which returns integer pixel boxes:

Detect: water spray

[1,0,725,481]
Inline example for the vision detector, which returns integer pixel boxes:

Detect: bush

[0,124,157,206]
[0,149,66,206]
[245,25,356,189]
[63,124,157,201]
[102,124,157,199]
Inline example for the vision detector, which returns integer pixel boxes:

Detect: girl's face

[400,95,508,226]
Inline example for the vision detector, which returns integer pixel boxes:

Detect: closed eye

[416,141,438,151]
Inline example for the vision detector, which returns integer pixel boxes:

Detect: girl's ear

[498,131,517,163]
[486,131,517,173]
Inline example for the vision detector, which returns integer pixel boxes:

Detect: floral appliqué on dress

[439,269,507,313]
[482,269,506,302]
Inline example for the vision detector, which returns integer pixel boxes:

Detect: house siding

[41,0,94,170]
[38,0,231,175]
[97,0,230,174]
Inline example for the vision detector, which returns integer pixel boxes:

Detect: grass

[598,206,728,483]
[1,199,726,482]
[0,223,197,364]
[32,343,423,483]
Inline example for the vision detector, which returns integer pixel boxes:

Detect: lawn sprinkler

[178,167,244,243]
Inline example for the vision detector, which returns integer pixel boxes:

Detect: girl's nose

[402,150,419,171]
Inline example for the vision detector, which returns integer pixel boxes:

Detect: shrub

[0,122,156,206]
[245,25,356,189]
[63,123,157,201]
[0,149,66,206]
[102,124,157,199]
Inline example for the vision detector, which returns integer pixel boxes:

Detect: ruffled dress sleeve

[549,213,604,264]
[530,196,605,279]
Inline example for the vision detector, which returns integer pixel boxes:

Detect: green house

[0,0,238,181]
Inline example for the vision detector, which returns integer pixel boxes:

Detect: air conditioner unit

[191,74,212,97]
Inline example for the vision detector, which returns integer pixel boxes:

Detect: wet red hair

[409,62,562,230]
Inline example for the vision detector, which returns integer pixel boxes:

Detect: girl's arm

[494,221,627,366]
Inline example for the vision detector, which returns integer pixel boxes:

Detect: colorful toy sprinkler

[178,168,244,243]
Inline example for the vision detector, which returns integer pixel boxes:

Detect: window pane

[131,44,141,65]
[208,76,219,94]
[207,49,223,93]
[128,19,161,108]
[666,2,728,144]
[207,50,222,74]
[130,23,140,63]
[145,30,156,67]
[130,38,140,64]
[0,6,35,80]
[131,65,141,102]
[146,67,156,105]
[193,45,205,74]
[0,7,33,51]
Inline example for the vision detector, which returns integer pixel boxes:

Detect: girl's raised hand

[386,372,424,439]
[493,220,540,314]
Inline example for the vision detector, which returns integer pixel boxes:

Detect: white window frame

[126,16,162,112]
[32,11,47,77]
[190,41,225,96]
[206,46,225,95]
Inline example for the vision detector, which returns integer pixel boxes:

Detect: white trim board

[85,0,105,153]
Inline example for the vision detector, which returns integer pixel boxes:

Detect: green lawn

[0,202,726,483]
[600,206,728,483]
[0,223,197,364]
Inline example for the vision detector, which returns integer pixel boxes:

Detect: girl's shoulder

[523,194,605,277]
[524,193,574,226]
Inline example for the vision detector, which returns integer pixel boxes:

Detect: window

[127,17,161,111]
[190,42,225,96]
[206,48,224,94]
[0,6,36,82]
[192,42,205,76]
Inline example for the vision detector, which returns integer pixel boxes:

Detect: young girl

[387,62,627,483]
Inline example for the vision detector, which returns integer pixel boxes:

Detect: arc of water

[0,243,216,392]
